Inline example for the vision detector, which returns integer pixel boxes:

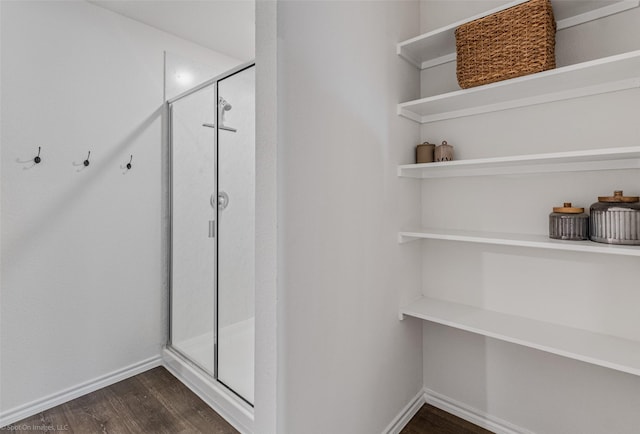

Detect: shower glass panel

[168,63,255,405]
[170,84,216,375]
[217,66,255,404]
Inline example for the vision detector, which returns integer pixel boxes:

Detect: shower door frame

[167,61,256,400]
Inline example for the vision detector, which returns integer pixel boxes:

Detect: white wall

[254,1,279,431]
[0,0,240,418]
[418,2,640,433]
[165,51,231,101]
[275,1,423,432]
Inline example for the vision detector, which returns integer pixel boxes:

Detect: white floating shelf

[398,146,640,178]
[400,296,640,376]
[398,50,640,123]
[398,228,640,256]
[398,0,640,69]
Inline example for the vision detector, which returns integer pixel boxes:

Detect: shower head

[219,97,232,111]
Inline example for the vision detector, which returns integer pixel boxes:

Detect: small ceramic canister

[416,142,435,163]
[434,141,454,162]
[549,202,589,240]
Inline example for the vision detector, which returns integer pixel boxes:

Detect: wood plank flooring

[5,367,239,434]
[5,367,492,434]
[401,404,494,434]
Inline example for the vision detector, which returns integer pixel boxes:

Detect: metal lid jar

[549,202,589,240]
[590,190,640,245]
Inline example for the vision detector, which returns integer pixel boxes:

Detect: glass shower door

[216,66,255,404]
[170,84,217,375]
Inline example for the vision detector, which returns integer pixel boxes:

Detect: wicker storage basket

[455,0,556,89]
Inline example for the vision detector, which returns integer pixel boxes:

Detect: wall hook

[83,151,91,167]
[34,146,42,164]
[126,155,133,170]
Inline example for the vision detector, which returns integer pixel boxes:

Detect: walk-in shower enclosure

[167,62,255,406]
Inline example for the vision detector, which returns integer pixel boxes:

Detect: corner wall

[275,1,423,432]
[254,1,279,432]
[418,2,640,433]
[0,0,239,418]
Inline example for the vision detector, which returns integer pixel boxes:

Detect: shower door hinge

[209,220,216,238]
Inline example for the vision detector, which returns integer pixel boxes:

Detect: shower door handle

[209,220,216,238]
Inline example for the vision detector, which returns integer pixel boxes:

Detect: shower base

[219,317,255,404]
[171,317,254,403]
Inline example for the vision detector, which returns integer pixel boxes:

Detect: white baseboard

[424,388,535,434]
[382,389,426,434]
[161,347,254,434]
[0,355,162,428]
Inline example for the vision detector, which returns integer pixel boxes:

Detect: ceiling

[88,0,255,61]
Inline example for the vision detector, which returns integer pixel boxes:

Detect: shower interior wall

[168,63,256,338]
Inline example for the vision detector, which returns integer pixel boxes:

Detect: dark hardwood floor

[5,367,239,434]
[5,367,491,434]
[401,404,494,434]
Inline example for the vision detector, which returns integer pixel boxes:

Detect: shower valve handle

[218,191,229,210]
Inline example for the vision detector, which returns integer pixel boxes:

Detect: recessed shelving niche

[396,0,640,381]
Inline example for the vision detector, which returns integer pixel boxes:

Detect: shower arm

[202,123,237,133]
